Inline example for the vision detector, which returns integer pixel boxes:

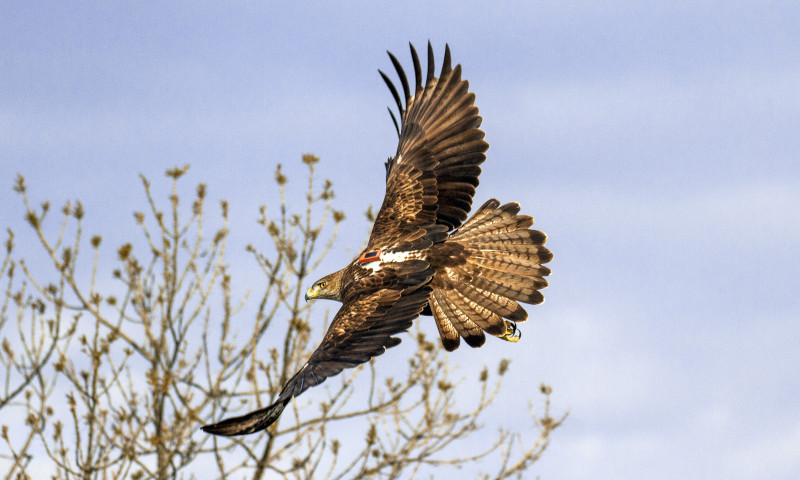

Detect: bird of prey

[202,42,552,436]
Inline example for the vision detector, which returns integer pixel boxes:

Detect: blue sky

[2,1,799,478]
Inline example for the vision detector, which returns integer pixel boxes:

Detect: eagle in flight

[202,42,552,436]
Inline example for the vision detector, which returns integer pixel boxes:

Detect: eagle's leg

[499,320,521,343]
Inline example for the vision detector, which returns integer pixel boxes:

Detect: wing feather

[370,42,489,249]
[201,262,433,436]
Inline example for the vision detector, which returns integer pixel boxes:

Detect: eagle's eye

[318,282,327,289]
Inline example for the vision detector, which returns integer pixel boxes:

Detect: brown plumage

[202,42,551,436]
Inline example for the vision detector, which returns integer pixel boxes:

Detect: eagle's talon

[500,320,522,343]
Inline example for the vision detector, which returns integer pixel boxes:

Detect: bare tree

[1,157,565,480]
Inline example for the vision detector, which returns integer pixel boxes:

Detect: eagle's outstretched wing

[368,42,489,249]
[202,43,493,436]
[201,260,433,436]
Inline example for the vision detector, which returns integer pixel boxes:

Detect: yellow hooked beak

[305,284,322,302]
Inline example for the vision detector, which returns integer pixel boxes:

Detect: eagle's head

[305,270,344,302]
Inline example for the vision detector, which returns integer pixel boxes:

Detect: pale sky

[2,2,799,478]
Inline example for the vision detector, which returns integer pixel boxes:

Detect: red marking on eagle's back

[358,250,382,264]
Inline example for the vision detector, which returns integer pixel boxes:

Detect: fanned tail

[429,199,552,351]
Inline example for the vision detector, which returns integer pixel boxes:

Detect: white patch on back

[356,250,418,273]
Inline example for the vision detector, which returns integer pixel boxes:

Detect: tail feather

[450,201,524,239]
[432,290,485,349]
[457,281,528,322]
[476,243,552,260]
[466,250,551,278]
[429,199,552,350]
[457,215,534,239]
[430,293,461,351]
[466,263,549,290]
[449,287,506,336]
[469,273,546,304]
[468,228,546,245]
